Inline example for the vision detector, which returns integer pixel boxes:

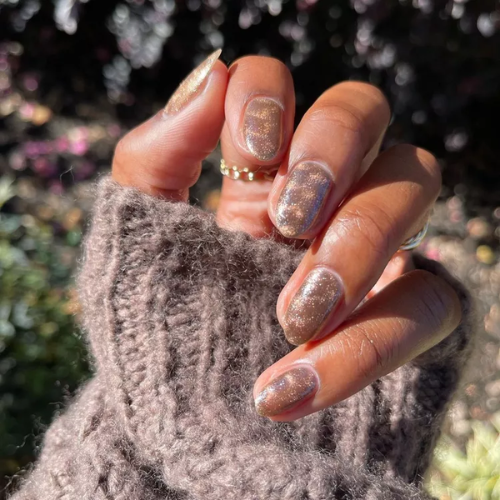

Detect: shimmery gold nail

[164,49,221,115]
[243,97,283,161]
[283,268,343,345]
[255,365,318,417]
[275,161,333,238]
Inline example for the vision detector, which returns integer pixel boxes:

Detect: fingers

[216,56,295,236]
[366,252,415,300]
[278,144,441,345]
[253,269,462,421]
[112,50,228,201]
[268,81,391,239]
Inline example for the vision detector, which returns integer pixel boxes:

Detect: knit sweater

[10,176,475,500]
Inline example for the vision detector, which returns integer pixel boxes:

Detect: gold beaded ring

[220,159,278,182]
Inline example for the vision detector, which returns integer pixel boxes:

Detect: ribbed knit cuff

[74,176,474,500]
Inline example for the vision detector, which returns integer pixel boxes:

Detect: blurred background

[1,0,500,498]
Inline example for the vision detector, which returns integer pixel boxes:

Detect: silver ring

[220,159,278,182]
[399,221,429,251]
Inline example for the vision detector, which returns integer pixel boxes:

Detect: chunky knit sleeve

[10,176,475,500]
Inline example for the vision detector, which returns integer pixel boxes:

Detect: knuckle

[341,323,395,381]
[386,144,442,200]
[229,55,289,76]
[416,147,442,198]
[183,162,203,187]
[411,270,453,331]
[113,134,134,166]
[228,55,262,69]
[336,81,390,113]
[385,143,417,157]
[338,203,395,261]
[307,104,365,142]
[309,83,392,152]
[114,136,127,159]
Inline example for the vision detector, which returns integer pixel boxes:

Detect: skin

[112,55,462,422]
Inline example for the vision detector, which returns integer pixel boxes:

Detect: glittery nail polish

[283,268,343,345]
[275,161,333,238]
[255,365,318,417]
[243,97,283,161]
[164,49,221,115]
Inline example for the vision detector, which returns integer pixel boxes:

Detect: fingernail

[243,97,283,161]
[283,267,343,345]
[164,49,221,115]
[255,365,318,417]
[275,161,333,238]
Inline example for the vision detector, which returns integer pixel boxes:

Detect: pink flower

[69,139,88,156]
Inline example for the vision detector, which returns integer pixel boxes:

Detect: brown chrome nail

[255,365,318,417]
[243,97,283,161]
[164,49,221,115]
[275,161,333,238]
[283,268,343,345]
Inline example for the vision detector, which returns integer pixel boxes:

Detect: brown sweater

[10,176,475,500]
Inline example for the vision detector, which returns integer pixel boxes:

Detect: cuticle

[283,266,345,345]
[287,158,335,182]
[159,108,170,121]
[307,266,345,341]
[264,361,320,393]
[199,67,218,97]
[242,92,285,111]
[289,360,321,391]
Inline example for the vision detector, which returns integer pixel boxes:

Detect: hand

[112,51,461,422]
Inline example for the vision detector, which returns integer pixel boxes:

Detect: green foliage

[427,414,500,500]
[0,183,89,481]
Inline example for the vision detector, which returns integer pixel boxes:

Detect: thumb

[112,50,228,201]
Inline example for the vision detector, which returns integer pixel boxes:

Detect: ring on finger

[398,220,429,251]
[220,159,278,182]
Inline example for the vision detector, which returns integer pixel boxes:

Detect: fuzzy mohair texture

[10,176,475,500]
